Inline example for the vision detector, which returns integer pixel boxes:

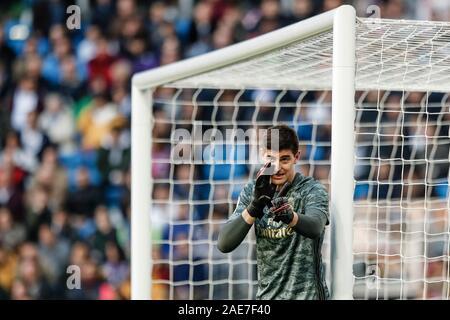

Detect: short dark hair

[263,124,299,155]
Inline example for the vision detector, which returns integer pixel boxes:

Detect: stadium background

[0,0,448,300]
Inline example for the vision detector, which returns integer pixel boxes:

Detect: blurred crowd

[0,0,449,300]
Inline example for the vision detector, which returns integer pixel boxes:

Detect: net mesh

[145,17,450,299]
[353,91,450,299]
[169,18,450,93]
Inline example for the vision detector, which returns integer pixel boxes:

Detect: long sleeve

[217,215,252,253]
[217,182,253,253]
[290,208,327,239]
[291,183,329,239]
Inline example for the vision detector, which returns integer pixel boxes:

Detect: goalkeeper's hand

[269,182,295,225]
[246,162,276,219]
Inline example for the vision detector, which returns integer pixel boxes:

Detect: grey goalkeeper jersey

[229,172,330,300]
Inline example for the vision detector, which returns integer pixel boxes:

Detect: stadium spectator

[151,244,169,300]
[29,145,68,211]
[20,110,50,162]
[101,241,129,287]
[0,23,16,75]
[0,244,17,296]
[66,258,103,299]
[146,1,171,53]
[16,242,53,299]
[37,223,70,286]
[287,0,315,22]
[91,0,115,34]
[185,1,215,58]
[97,118,130,185]
[10,76,43,133]
[379,0,407,19]
[77,25,102,65]
[59,55,89,102]
[0,163,25,221]
[77,91,121,150]
[42,34,86,87]
[38,93,76,154]
[25,186,52,242]
[0,207,26,250]
[10,279,31,300]
[89,205,119,262]
[65,166,102,219]
[87,37,118,89]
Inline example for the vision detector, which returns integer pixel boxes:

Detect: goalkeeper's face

[262,149,299,186]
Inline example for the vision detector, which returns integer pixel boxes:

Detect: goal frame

[130,5,356,300]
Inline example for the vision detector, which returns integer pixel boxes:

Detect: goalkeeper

[217,124,330,300]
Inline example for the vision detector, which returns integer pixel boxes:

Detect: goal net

[131,6,450,300]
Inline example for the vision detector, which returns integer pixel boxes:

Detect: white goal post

[131,5,355,300]
[131,4,450,300]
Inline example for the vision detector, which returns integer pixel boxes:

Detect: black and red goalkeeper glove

[246,162,276,219]
[269,182,294,224]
